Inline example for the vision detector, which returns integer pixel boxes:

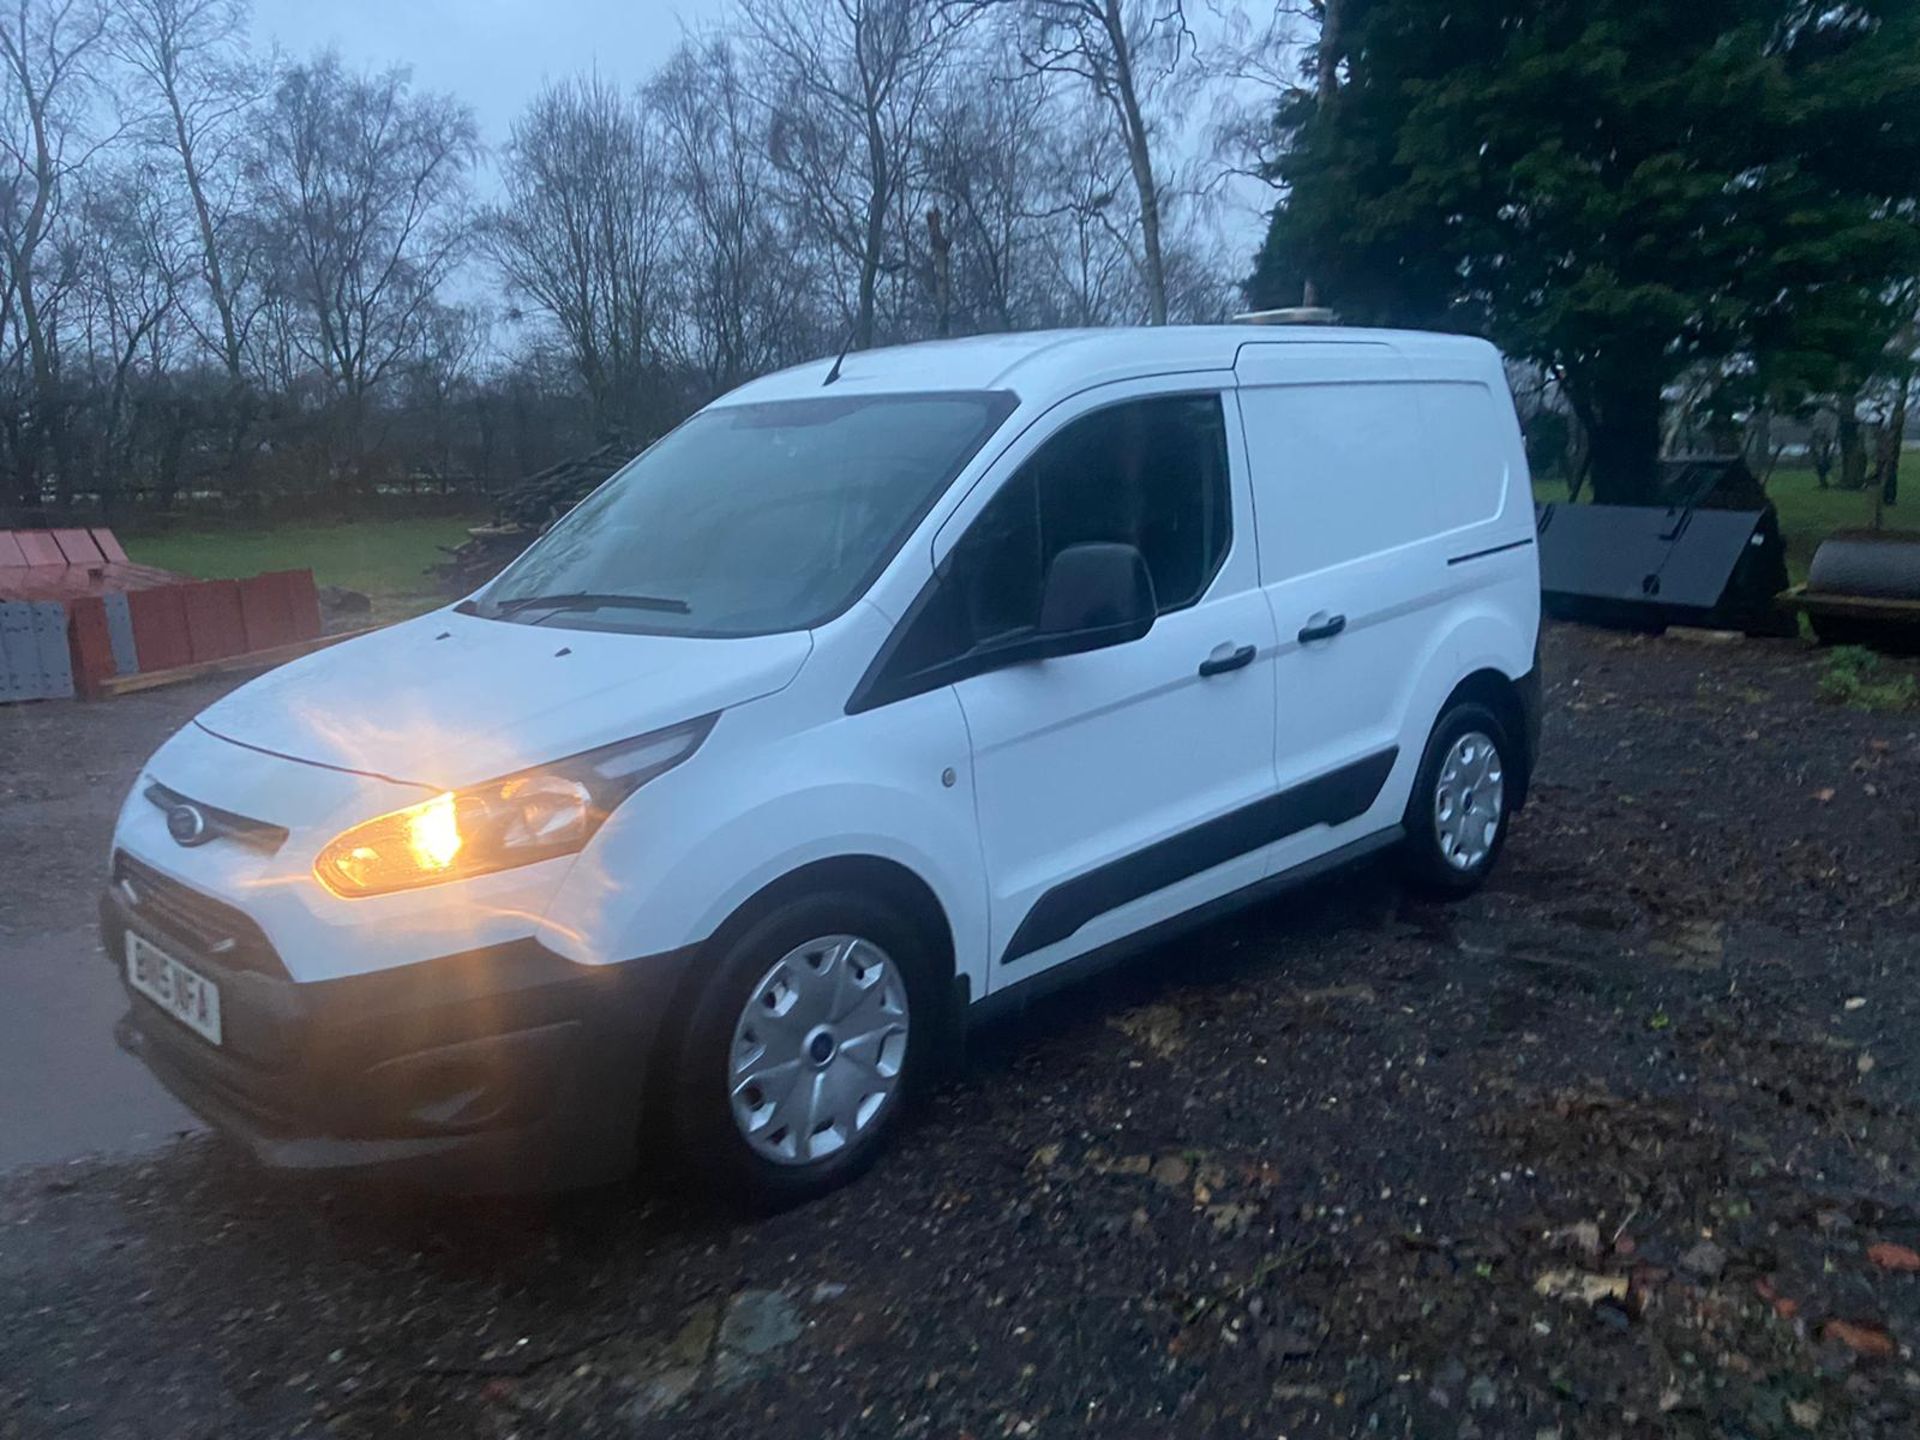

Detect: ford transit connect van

[105,327,1542,1203]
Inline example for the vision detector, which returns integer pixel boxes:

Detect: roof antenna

[822,322,858,386]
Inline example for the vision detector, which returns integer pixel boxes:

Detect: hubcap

[1433,731,1505,872]
[728,935,910,1167]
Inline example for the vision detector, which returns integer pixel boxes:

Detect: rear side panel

[1234,336,1537,865]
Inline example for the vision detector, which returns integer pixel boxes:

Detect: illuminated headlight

[315,715,715,898]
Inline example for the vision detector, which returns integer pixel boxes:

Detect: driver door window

[874,393,1232,699]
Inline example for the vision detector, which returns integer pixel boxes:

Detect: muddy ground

[7,624,1920,1439]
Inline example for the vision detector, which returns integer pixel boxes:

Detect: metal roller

[1807,531,1920,599]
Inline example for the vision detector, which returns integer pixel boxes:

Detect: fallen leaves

[1822,1319,1896,1359]
[1148,1156,1191,1188]
[1205,1203,1257,1238]
[1787,1399,1823,1429]
[1867,1242,1920,1273]
[1189,1161,1227,1204]
[1107,1004,1185,1059]
[1755,1277,1800,1321]
[1533,1269,1629,1305]
[1545,1221,1603,1261]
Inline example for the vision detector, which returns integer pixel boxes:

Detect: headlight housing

[315,715,715,898]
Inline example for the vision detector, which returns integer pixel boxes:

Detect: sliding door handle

[1297,614,1347,645]
[1198,643,1257,678]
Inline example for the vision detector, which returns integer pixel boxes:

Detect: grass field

[106,464,1920,624]
[124,516,482,621]
[1535,464,1920,583]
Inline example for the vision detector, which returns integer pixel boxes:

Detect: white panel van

[105,327,1542,1203]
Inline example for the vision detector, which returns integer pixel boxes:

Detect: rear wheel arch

[1437,668,1531,807]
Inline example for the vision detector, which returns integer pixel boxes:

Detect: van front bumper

[101,872,698,1194]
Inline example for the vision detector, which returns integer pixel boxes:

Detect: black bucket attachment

[1536,502,1795,637]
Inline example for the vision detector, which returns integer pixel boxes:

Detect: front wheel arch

[696,855,957,997]
[655,883,947,1205]
[641,856,962,1153]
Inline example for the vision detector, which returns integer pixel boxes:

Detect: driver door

[935,384,1279,986]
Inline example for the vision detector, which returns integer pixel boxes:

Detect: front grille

[111,852,287,979]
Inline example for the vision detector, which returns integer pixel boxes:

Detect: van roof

[715,326,1501,409]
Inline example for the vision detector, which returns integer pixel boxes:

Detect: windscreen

[479,390,1017,636]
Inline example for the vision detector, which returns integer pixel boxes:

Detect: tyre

[664,890,938,1208]
[1401,701,1514,898]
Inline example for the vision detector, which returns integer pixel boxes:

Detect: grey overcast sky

[248,0,1272,262]
[249,0,732,147]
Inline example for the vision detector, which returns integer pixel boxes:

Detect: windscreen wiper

[490,591,692,616]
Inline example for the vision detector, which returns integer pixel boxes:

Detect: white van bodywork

[106,327,1540,1194]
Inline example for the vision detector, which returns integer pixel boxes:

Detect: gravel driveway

[5,625,1920,1439]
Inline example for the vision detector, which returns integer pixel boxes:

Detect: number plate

[126,931,222,1046]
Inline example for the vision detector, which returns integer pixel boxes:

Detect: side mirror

[1034,542,1157,656]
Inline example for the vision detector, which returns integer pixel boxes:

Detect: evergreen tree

[1252,2,1920,504]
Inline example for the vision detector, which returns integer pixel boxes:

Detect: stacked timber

[431,439,637,594]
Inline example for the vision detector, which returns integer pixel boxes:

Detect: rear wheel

[665,891,937,1207]
[1402,701,1514,897]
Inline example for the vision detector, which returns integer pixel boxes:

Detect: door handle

[1198,643,1257,678]
[1297,614,1347,645]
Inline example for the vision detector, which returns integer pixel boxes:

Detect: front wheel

[663,891,937,1208]
[1401,701,1514,897]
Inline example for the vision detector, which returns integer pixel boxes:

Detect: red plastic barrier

[51,528,104,565]
[90,528,130,564]
[66,596,117,700]
[37,562,330,699]
[0,532,26,568]
[15,532,62,567]
[128,585,192,672]
[279,569,323,640]
[237,573,294,652]
[183,580,248,663]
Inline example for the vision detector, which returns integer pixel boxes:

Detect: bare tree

[114,0,264,387]
[917,70,1056,331]
[71,156,222,507]
[483,75,675,431]
[252,53,476,473]
[1191,0,1310,191]
[71,159,192,456]
[1029,102,1142,324]
[966,0,1191,324]
[651,37,820,394]
[0,0,113,503]
[0,0,1252,524]
[401,300,488,481]
[743,0,958,350]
